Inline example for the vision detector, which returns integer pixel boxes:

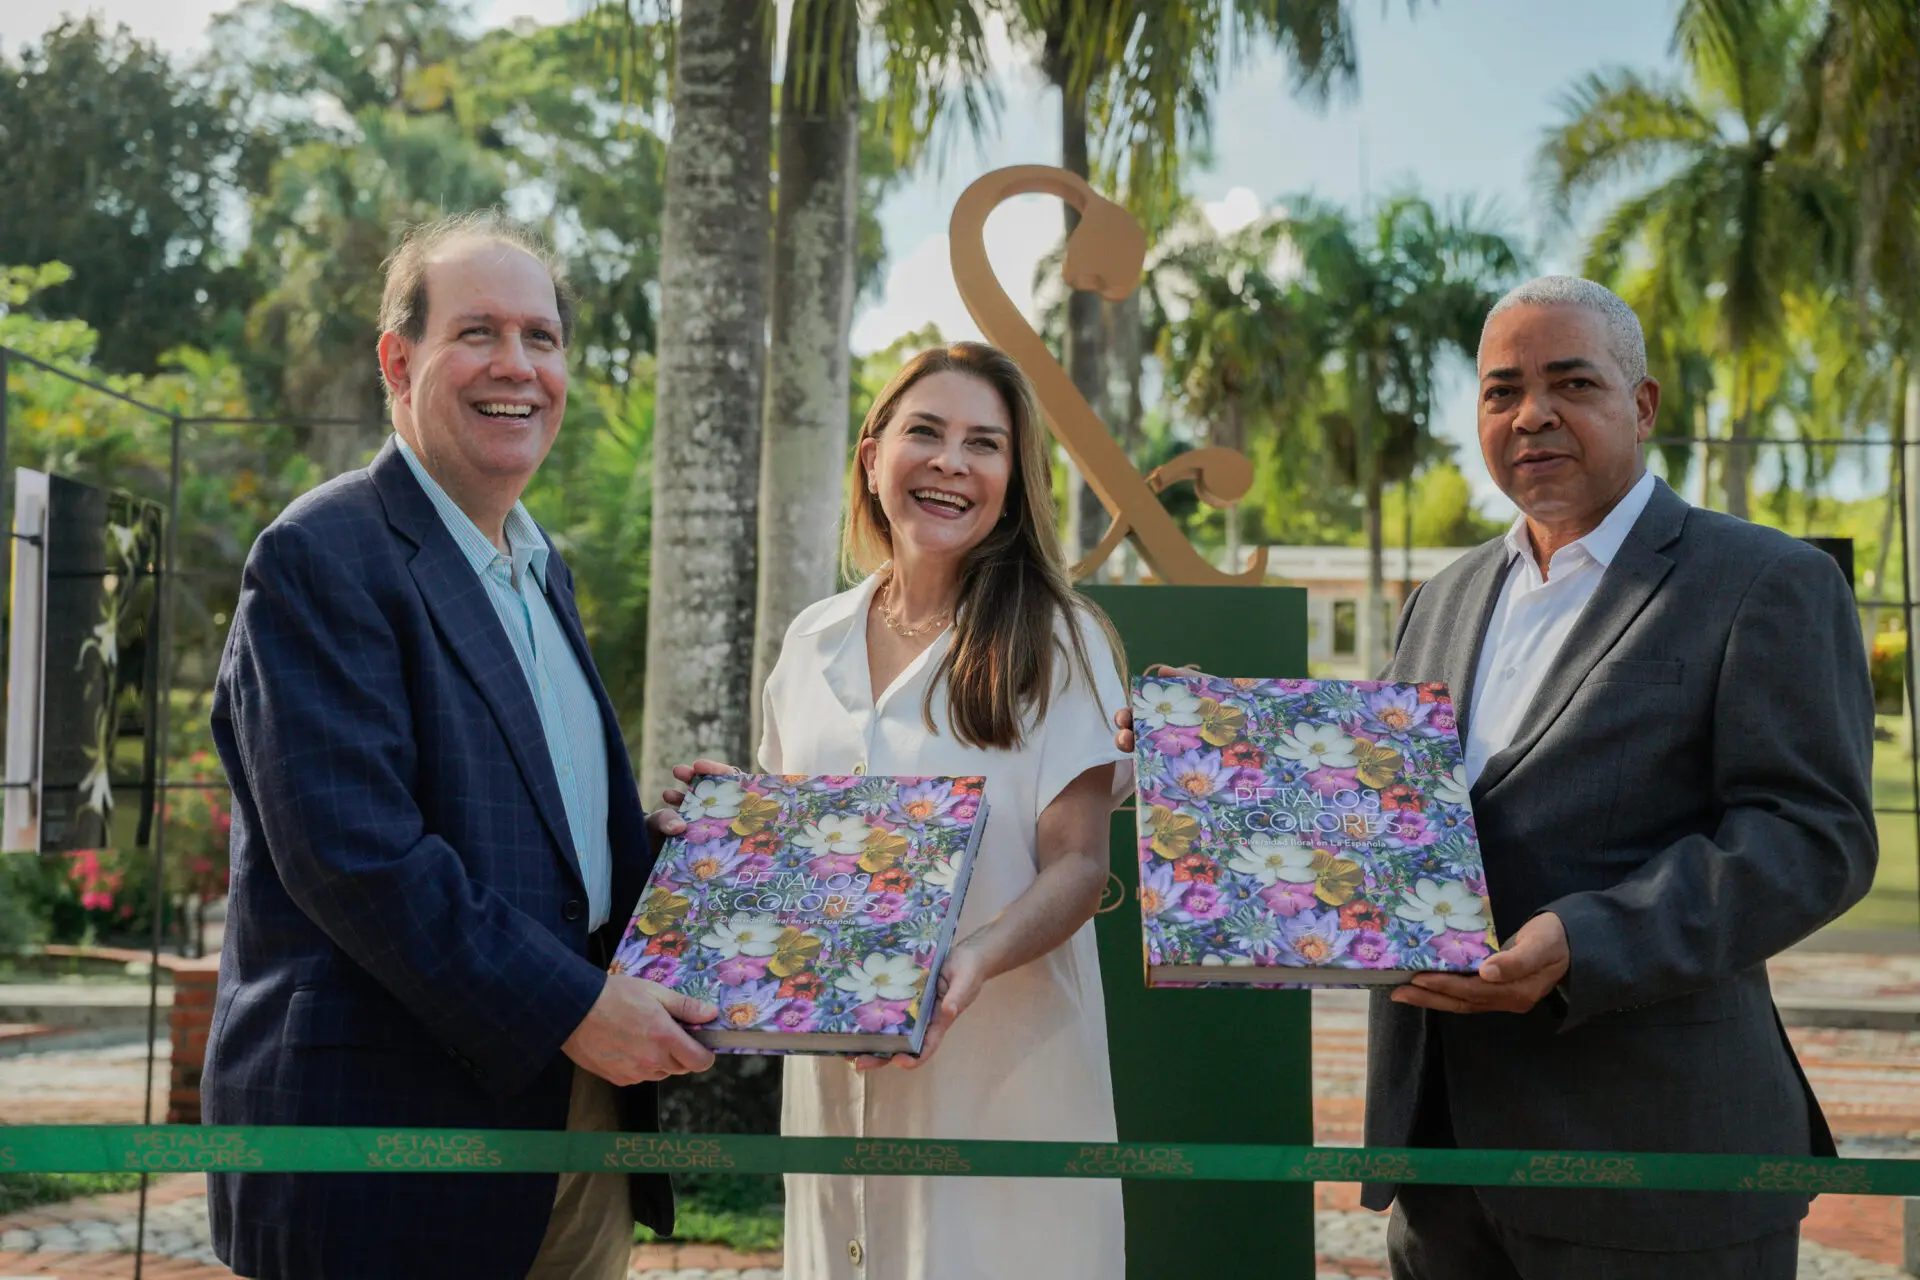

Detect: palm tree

[994,0,1359,560]
[636,0,773,802]
[1540,0,1849,519]
[750,0,993,726]
[1153,215,1316,567]
[1271,193,1522,672]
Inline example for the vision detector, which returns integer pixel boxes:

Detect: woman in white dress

[737,341,1130,1279]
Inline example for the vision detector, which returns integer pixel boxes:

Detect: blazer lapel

[371,444,584,894]
[1445,545,1515,748]
[1472,482,1687,800]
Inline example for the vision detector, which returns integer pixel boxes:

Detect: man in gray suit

[1365,275,1876,1278]
[1116,274,1874,1277]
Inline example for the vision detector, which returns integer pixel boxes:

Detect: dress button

[848,1239,864,1265]
[852,762,866,775]
[562,899,584,922]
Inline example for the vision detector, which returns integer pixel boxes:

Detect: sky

[4,0,1691,515]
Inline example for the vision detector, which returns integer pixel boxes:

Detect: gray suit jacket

[1362,478,1877,1251]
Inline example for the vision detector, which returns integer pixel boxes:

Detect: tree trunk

[638,0,772,802]
[1058,77,1109,566]
[1723,363,1753,520]
[751,0,858,749]
[1361,467,1385,676]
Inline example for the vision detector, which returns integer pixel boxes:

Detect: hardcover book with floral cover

[1131,674,1495,987]
[609,773,986,1054]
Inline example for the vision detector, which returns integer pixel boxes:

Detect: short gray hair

[1481,275,1648,386]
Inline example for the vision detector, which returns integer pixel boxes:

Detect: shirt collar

[394,433,549,589]
[1502,470,1657,575]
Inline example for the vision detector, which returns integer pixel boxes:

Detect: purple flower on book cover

[1139,861,1189,919]
[1347,930,1397,968]
[774,1000,820,1033]
[1259,880,1317,917]
[893,780,961,827]
[1163,748,1236,802]
[1146,723,1204,756]
[1384,808,1441,848]
[1433,929,1492,968]
[681,840,748,883]
[714,981,787,1031]
[1307,767,1360,799]
[1428,703,1457,734]
[864,892,909,924]
[1363,685,1433,736]
[715,954,771,985]
[1181,881,1230,922]
[1279,909,1356,966]
[855,999,913,1033]
[684,817,736,845]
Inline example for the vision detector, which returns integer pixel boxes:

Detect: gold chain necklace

[878,574,953,639]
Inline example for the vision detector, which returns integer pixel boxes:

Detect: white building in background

[1260,545,1475,676]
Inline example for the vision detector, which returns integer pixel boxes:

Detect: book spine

[911,800,988,1057]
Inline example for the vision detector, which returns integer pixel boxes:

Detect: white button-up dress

[758,573,1133,1280]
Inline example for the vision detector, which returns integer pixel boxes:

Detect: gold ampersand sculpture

[949,165,1269,586]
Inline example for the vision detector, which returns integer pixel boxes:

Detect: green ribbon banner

[1,1127,1913,1197]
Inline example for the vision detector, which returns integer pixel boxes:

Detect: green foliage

[1379,462,1507,548]
[635,1202,784,1252]
[0,1173,146,1216]
[0,20,259,373]
[1870,630,1905,715]
[521,374,657,748]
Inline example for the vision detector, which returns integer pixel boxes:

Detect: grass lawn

[1832,718,1920,932]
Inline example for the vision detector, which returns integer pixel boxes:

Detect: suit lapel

[1471,482,1687,800]
[371,444,584,895]
[1444,546,1515,747]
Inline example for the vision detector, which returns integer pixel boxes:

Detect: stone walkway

[4,945,1918,1277]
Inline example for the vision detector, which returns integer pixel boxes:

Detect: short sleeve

[755,679,783,773]
[1032,605,1135,816]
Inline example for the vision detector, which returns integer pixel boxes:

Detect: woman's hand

[646,758,743,841]
[853,937,990,1072]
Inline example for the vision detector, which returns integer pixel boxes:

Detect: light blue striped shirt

[395,435,613,929]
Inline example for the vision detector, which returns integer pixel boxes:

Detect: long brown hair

[843,342,1125,750]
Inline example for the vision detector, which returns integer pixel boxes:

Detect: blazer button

[847,1238,864,1266]
[852,762,866,775]
[562,899,584,922]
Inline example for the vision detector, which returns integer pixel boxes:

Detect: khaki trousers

[524,1067,633,1280]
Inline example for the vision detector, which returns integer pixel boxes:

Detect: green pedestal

[1081,584,1314,1280]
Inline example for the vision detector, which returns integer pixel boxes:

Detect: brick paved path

[4,948,1917,1278]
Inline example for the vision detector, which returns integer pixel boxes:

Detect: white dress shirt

[1463,471,1659,785]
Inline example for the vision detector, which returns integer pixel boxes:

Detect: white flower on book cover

[687,777,748,820]
[1135,680,1205,731]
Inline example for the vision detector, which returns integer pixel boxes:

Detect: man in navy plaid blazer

[204,213,719,1279]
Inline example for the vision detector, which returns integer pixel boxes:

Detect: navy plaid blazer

[204,439,668,1279]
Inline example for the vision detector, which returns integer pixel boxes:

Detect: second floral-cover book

[1131,674,1495,986]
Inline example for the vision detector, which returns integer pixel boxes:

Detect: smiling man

[204,212,716,1280]
[1360,275,1878,1279]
